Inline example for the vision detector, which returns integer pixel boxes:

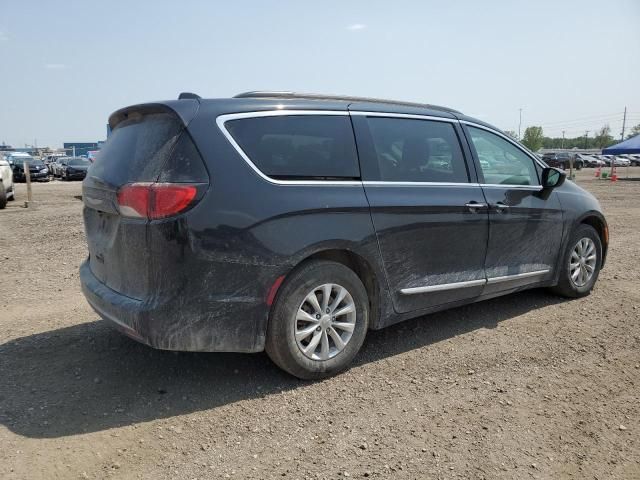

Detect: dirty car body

[80,92,608,364]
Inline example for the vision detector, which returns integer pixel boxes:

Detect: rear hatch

[82,104,208,300]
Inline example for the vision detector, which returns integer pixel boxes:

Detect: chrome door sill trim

[400,278,486,295]
[400,269,550,295]
[486,269,550,284]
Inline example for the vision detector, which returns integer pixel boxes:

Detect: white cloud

[44,63,66,70]
[346,24,366,31]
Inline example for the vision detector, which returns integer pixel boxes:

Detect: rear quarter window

[224,115,360,180]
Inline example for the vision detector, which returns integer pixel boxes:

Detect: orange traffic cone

[595,165,601,178]
[611,165,618,182]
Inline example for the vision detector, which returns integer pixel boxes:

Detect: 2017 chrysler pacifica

[80,91,608,379]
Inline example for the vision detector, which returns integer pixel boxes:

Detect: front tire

[551,224,602,298]
[266,260,369,380]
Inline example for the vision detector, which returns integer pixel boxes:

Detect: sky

[1,0,639,147]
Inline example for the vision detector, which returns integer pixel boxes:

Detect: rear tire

[0,187,7,209]
[550,224,602,298]
[266,260,369,380]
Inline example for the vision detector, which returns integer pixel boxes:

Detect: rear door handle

[465,201,487,212]
[494,202,510,212]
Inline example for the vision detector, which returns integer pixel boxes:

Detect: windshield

[26,160,45,166]
[11,156,34,163]
[69,158,90,166]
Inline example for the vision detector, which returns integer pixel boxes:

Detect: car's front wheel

[266,260,369,380]
[551,224,602,298]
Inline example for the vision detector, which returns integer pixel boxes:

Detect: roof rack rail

[233,91,461,114]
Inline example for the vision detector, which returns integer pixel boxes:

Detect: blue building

[63,142,99,157]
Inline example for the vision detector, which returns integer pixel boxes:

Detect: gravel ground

[1,169,639,480]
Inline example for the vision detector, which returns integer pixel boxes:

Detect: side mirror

[542,167,566,189]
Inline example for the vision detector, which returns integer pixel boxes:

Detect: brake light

[117,183,198,220]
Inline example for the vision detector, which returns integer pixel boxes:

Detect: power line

[533,111,625,127]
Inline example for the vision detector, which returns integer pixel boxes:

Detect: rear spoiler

[108,100,200,130]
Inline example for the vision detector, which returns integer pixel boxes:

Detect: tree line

[505,123,640,152]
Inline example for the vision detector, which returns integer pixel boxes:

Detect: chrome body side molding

[400,270,550,295]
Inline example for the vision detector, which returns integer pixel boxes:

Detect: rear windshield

[90,112,182,186]
[225,115,360,179]
[69,158,90,166]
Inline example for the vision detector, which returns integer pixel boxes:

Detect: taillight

[117,183,198,220]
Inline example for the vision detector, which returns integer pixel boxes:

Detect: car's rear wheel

[0,186,7,209]
[266,260,369,380]
[551,224,602,298]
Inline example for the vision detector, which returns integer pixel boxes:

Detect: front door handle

[465,201,487,212]
[494,202,510,212]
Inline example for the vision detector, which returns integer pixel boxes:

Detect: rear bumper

[14,172,49,182]
[65,171,87,179]
[80,259,275,353]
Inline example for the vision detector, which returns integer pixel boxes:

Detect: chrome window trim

[401,269,550,295]
[363,181,541,190]
[480,183,543,191]
[362,181,479,188]
[401,278,486,295]
[486,269,550,284]
[216,110,548,188]
[216,110,361,186]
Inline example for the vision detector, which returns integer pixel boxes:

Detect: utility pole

[518,108,523,140]
[562,130,565,149]
[584,130,589,149]
[621,106,627,140]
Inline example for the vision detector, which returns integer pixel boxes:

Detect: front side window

[467,127,539,186]
[225,115,359,180]
[364,117,469,183]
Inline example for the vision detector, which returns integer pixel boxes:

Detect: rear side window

[225,115,360,179]
[363,117,469,183]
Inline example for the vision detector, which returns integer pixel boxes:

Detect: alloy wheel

[295,283,356,361]
[570,237,597,287]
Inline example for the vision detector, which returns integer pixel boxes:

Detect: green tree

[521,126,544,151]
[593,124,614,149]
[626,123,640,139]
[503,130,518,140]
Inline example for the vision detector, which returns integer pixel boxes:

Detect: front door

[463,124,563,294]
[351,112,489,313]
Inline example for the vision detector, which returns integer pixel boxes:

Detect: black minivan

[81,92,608,379]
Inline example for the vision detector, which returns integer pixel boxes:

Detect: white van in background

[0,155,15,208]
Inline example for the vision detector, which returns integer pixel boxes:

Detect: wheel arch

[578,213,608,267]
[269,247,386,331]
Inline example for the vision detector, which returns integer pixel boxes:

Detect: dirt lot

[1,169,639,480]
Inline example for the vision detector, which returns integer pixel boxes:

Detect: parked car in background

[80,91,609,379]
[5,152,33,168]
[576,154,605,168]
[613,156,630,167]
[629,154,640,166]
[599,155,616,166]
[51,157,70,178]
[542,152,583,170]
[44,154,65,174]
[0,157,15,208]
[60,157,91,180]
[12,157,50,182]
